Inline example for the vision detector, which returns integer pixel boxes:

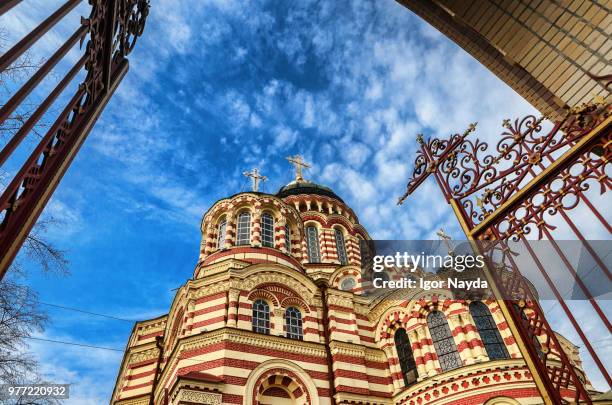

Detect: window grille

[285,224,291,252]
[217,219,227,249]
[262,213,274,247]
[335,228,348,265]
[236,212,251,245]
[285,307,303,340]
[395,328,418,386]
[252,299,270,334]
[470,302,509,360]
[427,311,462,371]
[306,226,320,262]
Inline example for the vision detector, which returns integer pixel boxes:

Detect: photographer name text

[373,277,488,290]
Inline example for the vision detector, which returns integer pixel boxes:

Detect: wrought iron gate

[400,100,611,404]
[0,0,149,279]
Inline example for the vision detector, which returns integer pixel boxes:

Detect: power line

[39,301,137,323]
[23,336,124,352]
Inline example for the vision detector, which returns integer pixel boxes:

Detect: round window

[340,277,356,291]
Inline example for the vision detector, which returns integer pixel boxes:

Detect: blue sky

[2,0,610,403]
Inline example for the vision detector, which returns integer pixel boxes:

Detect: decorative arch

[410,295,455,319]
[374,293,454,343]
[243,359,319,405]
[236,264,318,300]
[247,289,280,307]
[280,296,310,313]
[301,214,328,228]
[329,266,360,289]
[376,305,414,344]
[326,216,354,233]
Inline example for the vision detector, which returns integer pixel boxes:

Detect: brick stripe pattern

[111,189,587,404]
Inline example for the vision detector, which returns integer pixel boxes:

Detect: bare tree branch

[0,26,69,405]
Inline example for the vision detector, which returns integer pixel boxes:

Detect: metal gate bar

[0,25,88,125]
[0,0,83,71]
[0,0,150,280]
[520,236,612,388]
[0,0,24,16]
[400,104,611,404]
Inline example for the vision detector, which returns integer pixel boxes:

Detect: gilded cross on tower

[436,228,455,256]
[243,168,267,192]
[286,155,311,181]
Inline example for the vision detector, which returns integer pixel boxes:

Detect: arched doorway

[245,360,318,405]
[254,372,309,405]
[258,384,300,405]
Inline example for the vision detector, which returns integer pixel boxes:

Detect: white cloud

[343,142,370,167]
[272,124,299,152]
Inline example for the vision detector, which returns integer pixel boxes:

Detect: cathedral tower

[111,158,589,405]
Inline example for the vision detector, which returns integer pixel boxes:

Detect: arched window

[394,328,418,386]
[252,299,270,334]
[427,311,462,371]
[285,307,303,340]
[216,219,227,249]
[469,302,509,360]
[306,226,320,263]
[284,224,291,252]
[261,213,274,247]
[340,277,356,291]
[335,228,348,265]
[236,212,251,245]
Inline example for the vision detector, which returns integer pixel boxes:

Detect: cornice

[172,389,222,404]
[393,358,534,404]
[327,293,354,309]
[329,341,366,358]
[195,257,251,278]
[155,327,327,399]
[128,343,160,364]
[328,341,387,363]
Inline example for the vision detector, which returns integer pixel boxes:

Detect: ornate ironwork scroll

[0,0,150,279]
[400,99,611,404]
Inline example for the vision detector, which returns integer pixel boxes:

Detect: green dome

[276,180,344,203]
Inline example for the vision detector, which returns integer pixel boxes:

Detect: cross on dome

[243,168,267,192]
[286,155,311,181]
[436,228,455,256]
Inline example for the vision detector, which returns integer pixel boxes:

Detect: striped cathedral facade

[110,170,591,405]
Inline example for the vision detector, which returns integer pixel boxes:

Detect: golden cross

[436,228,455,255]
[286,155,311,181]
[243,168,267,192]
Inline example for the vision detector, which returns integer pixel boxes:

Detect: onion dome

[276,179,344,203]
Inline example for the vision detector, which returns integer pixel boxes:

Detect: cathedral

[110,157,590,405]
